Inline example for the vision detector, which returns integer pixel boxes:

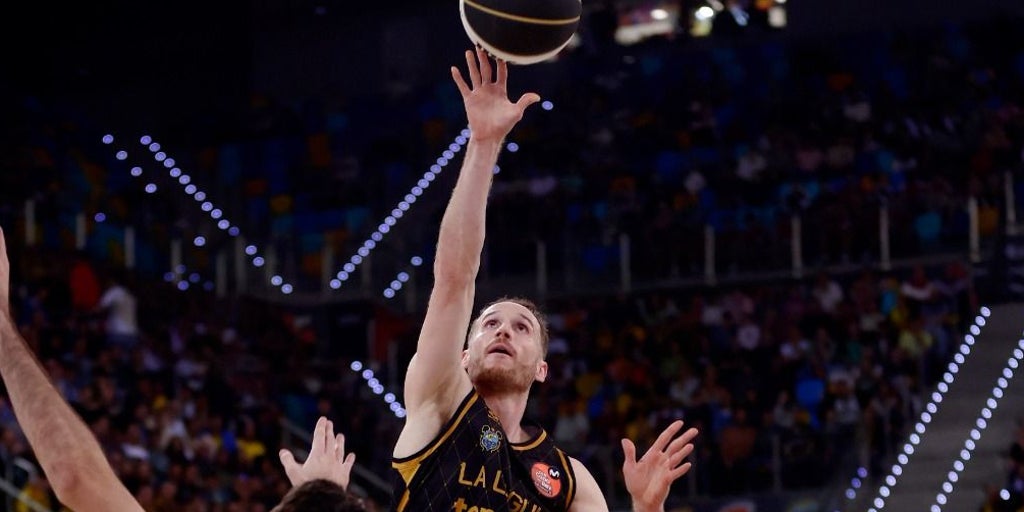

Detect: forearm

[0,313,119,502]
[433,138,503,283]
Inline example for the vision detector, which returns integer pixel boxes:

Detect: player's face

[463,301,547,393]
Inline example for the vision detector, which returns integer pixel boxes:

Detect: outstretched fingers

[651,420,685,453]
[465,50,482,88]
[475,46,493,84]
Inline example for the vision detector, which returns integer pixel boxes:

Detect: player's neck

[479,391,530,443]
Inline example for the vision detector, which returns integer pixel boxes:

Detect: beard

[467,358,535,395]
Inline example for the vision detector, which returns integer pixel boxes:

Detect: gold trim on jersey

[392,392,479,485]
[555,449,577,509]
[511,428,547,451]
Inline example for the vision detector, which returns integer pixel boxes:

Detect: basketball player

[391,48,699,511]
[0,227,363,512]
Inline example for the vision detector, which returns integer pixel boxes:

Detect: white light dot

[330,279,342,289]
[493,165,501,174]
[930,506,940,512]
[253,257,265,267]
[910,433,920,445]
[194,236,206,247]
[994,387,1004,398]
[365,240,376,250]
[411,186,423,196]
[390,280,401,289]
[380,225,390,234]
[211,208,222,219]
[228,226,240,236]
[880,487,890,498]
[1016,348,1024,360]
[915,423,926,434]
[999,377,1009,389]
[1001,489,1011,500]
[982,408,992,419]
[1004,368,1015,379]
[140,135,152,145]
[898,454,909,465]
[943,372,954,384]
[970,325,981,335]
[961,449,971,460]
[425,171,436,182]
[886,475,896,486]
[358,247,370,257]
[922,412,932,424]
[271,275,283,286]
[352,255,363,264]
[201,201,213,212]
[949,362,959,373]
[933,392,943,403]
[338,271,349,281]
[405,194,417,204]
[954,353,965,364]
[246,245,257,255]
[177,281,189,291]
[449,143,460,152]
[411,256,423,266]
[218,220,230,230]
[938,382,949,393]
[954,461,964,471]
[936,493,947,505]
[417,178,429,189]
[396,409,406,418]
[507,142,519,152]
[398,201,410,211]
[194,191,206,201]
[130,166,142,177]
[873,498,884,508]
[385,393,396,403]
[948,471,958,482]
[975,315,986,326]
[361,369,373,379]
[892,465,902,476]
[148,142,161,152]
[542,100,554,110]
[383,288,396,299]
[461,128,471,138]
[344,263,356,273]
[987,398,997,409]
[942,482,952,493]
[903,444,914,455]
[927,403,937,414]
[846,490,856,500]
[102,134,114,144]
[976,418,987,429]
[397,272,410,282]
[981,306,991,317]
[116,150,127,160]
[145,183,157,193]
[960,344,971,355]
[155,152,166,162]
[184,183,196,194]
[282,284,293,294]
[437,157,448,166]
[164,158,176,168]
[443,150,454,160]
[385,216,396,226]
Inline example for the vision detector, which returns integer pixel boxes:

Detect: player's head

[463,296,549,394]
[270,479,366,512]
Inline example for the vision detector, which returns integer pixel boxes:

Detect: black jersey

[391,390,577,511]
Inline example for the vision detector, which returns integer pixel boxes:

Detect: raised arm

[0,228,143,512]
[396,48,539,453]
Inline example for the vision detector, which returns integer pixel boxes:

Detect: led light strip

[330,129,469,288]
[102,135,219,293]
[349,360,406,419]
[929,324,1021,512]
[864,306,991,512]
[104,133,295,295]
[382,256,424,299]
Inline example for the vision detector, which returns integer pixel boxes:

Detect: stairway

[851,303,1024,511]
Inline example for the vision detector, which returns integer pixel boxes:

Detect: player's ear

[461,349,471,369]
[534,360,548,383]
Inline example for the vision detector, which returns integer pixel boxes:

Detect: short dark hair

[271,479,366,512]
[475,296,550,356]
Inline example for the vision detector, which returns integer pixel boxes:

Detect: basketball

[459,0,582,65]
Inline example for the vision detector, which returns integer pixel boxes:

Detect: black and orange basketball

[459,0,582,65]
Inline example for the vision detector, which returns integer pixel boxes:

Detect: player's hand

[279,416,356,490]
[622,420,698,512]
[451,47,540,144]
[0,227,9,317]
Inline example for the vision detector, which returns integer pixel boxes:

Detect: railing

[24,168,1017,308]
[0,455,54,512]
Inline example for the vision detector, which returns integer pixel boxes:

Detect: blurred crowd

[0,8,1021,512]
